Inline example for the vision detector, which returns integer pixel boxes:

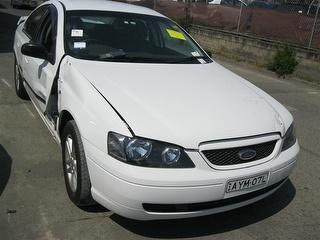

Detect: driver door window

[37,10,56,63]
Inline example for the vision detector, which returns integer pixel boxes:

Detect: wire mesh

[117,0,320,49]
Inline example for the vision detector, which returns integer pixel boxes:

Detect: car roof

[56,0,165,17]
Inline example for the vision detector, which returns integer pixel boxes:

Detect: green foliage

[268,46,299,77]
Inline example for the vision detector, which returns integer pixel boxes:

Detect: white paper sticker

[71,29,83,37]
[74,42,86,49]
[191,51,201,57]
[197,58,207,64]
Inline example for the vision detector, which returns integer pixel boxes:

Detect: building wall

[190,25,320,84]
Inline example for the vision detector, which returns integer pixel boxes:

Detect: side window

[36,6,57,64]
[38,12,54,55]
[23,6,48,40]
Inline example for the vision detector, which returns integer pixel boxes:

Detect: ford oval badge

[238,149,257,161]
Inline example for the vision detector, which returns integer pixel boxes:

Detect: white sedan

[14,0,299,220]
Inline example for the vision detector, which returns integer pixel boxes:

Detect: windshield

[65,11,212,64]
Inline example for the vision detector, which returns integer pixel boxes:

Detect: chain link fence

[117,0,320,49]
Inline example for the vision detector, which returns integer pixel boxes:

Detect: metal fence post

[153,0,156,10]
[308,1,320,48]
[237,2,244,33]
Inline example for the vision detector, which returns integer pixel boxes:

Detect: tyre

[62,120,94,206]
[14,58,29,100]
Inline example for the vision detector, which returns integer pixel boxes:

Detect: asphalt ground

[0,2,320,240]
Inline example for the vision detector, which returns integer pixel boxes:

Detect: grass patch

[267,46,298,77]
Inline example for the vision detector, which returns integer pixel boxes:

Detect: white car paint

[14,0,299,220]
[71,58,286,149]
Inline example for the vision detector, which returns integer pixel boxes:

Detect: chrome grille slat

[202,140,277,166]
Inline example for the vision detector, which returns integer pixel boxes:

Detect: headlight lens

[108,132,195,168]
[125,139,152,161]
[281,124,296,151]
[162,148,181,165]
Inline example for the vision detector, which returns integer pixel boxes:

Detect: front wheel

[62,120,94,206]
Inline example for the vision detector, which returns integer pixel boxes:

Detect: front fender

[59,57,132,155]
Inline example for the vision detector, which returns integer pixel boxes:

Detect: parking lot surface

[0,2,320,240]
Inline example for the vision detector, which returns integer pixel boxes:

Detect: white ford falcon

[14,0,299,220]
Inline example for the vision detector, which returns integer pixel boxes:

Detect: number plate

[226,173,269,193]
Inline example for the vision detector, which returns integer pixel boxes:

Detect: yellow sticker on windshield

[166,29,186,40]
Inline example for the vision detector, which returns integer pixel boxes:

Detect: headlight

[281,124,296,151]
[125,139,152,161]
[107,132,195,168]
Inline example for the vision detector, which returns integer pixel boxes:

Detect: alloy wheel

[64,135,78,192]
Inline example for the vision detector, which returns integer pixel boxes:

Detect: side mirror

[21,43,49,61]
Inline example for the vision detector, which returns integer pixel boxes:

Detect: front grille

[142,178,287,213]
[202,140,277,166]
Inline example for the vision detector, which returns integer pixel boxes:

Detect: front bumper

[84,139,299,220]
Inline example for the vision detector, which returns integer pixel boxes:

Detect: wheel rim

[64,135,78,192]
[15,63,20,91]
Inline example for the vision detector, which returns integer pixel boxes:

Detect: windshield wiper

[99,55,166,63]
[170,56,206,63]
[99,50,127,59]
[99,53,206,63]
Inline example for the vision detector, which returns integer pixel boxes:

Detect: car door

[22,5,58,114]
[29,5,59,114]
[20,5,49,108]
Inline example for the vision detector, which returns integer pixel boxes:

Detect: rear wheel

[14,58,29,100]
[62,120,94,206]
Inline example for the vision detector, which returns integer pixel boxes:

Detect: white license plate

[226,173,269,193]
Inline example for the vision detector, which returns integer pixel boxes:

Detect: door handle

[24,56,29,63]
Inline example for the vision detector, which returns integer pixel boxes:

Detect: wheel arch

[58,110,74,138]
